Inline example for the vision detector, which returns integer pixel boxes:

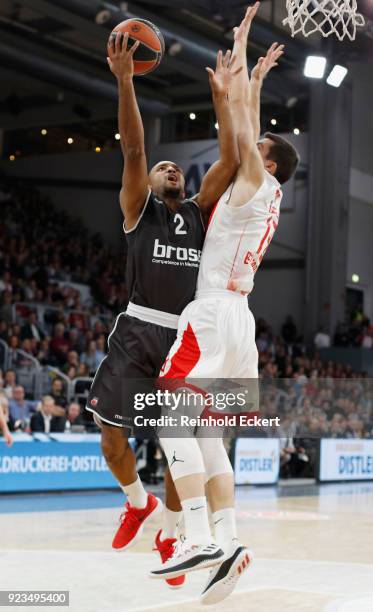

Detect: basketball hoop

[283,0,365,41]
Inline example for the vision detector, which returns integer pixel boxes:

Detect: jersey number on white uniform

[174,214,187,235]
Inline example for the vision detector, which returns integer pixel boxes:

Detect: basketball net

[283,0,365,41]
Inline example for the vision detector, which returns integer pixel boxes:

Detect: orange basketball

[109,18,165,76]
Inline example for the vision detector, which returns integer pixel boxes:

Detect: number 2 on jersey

[174,213,187,235]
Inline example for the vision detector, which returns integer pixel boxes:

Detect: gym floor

[1,482,373,612]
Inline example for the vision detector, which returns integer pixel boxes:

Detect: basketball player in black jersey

[85,31,241,585]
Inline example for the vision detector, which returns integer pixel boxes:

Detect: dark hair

[264,132,300,185]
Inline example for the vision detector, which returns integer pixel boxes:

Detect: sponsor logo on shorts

[152,239,201,268]
[91,397,99,407]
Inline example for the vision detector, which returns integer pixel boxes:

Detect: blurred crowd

[254,317,372,477]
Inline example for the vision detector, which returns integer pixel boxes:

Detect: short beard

[162,186,183,200]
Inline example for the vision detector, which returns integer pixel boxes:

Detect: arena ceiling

[0,0,372,133]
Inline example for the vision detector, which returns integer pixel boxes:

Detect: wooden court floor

[1,482,373,612]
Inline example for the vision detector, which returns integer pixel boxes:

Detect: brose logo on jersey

[152,238,201,267]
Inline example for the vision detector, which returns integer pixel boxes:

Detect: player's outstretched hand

[206,50,243,97]
[233,2,260,44]
[107,32,140,79]
[251,42,285,82]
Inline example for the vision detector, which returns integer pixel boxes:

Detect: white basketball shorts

[160,289,259,380]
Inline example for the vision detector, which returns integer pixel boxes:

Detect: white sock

[212,508,238,552]
[121,477,147,509]
[162,507,182,539]
[181,496,211,545]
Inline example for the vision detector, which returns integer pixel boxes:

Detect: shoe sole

[113,497,163,552]
[200,549,253,605]
[150,552,224,580]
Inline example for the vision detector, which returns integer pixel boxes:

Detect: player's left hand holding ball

[206,50,243,97]
[107,32,141,80]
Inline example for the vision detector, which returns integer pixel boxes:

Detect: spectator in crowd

[50,323,70,364]
[0,291,13,325]
[8,385,39,431]
[50,377,68,408]
[36,338,54,366]
[81,340,98,374]
[314,326,331,349]
[30,395,65,433]
[62,350,80,374]
[20,311,45,342]
[3,369,17,398]
[94,335,107,365]
[64,402,85,431]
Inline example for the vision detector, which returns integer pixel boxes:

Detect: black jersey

[125,190,205,316]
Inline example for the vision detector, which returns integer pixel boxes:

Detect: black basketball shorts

[85,313,176,433]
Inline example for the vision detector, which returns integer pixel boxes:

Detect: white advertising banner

[319,439,373,482]
[234,438,280,485]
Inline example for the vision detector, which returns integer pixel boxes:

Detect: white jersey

[196,171,282,296]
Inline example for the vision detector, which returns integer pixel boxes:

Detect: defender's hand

[206,50,243,97]
[251,43,284,82]
[233,2,260,44]
[107,32,140,79]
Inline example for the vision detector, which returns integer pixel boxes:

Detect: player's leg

[151,306,226,579]
[198,301,256,604]
[94,420,161,551]
[86,315,163,552]
[151,432,224,580]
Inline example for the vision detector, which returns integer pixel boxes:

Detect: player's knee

[197,437,233,481]
[160,436,205,480]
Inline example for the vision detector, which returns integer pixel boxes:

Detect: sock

[181,496,211,545]
[121,477,147,509]
[212,508,238,552]
[162,507,182,539]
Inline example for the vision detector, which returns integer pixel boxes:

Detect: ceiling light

[189,112,196,120]
[327,65,348,88]
[167,40,183,56]
[286,96,298,109]
[352,274,360,283]
[215,122,219,130]
[95,146,101,153]
[293,128,300,135]
[95,9,111,25]
[271,118,277,126]
[115,133,121,140]
[304,56,327,79]
[67,138,74,144]
[41,129,47,136]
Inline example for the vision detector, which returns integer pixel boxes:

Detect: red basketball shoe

[153,530,185,589]
[112,493,162,551]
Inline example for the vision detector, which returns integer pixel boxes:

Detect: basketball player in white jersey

[150,3,300,604]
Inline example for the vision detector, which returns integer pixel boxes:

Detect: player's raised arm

[249,43,285,142]
[107,32,149,231]
[229,3,264,205]
[195,50,241,218]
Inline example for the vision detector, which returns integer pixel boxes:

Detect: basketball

[109,18,165,76]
